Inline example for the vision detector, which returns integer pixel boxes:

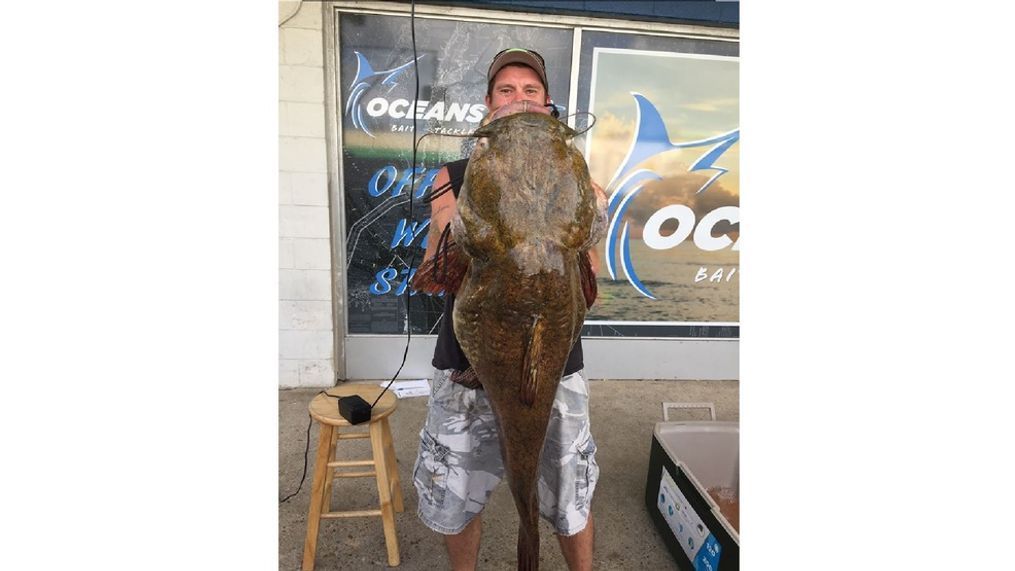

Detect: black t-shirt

[430,158,584,375]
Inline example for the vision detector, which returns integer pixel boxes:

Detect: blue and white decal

[345,51,422,137]
[604,93,739,299]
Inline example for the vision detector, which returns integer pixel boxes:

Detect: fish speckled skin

[450,112,605,570]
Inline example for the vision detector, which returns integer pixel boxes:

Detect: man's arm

[422,166,458,265]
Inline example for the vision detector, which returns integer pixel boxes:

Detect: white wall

[279,2,335,387]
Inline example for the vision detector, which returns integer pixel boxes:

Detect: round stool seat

[309,384,397,426]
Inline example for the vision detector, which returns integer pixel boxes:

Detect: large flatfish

[413,111,606,570]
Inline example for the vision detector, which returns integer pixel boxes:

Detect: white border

[346,336,738,380]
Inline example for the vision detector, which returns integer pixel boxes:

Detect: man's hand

[591,181,607,209]
[588,182,607,276]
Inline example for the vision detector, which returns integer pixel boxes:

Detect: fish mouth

[485,111,548,129]
[516,113,549,127]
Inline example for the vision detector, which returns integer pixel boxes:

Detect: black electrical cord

[280,2,422,503]
[279,390,346,503]
[279,413,313,503]
[280,1,422,504]
[370,0,421,409]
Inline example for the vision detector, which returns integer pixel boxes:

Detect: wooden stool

[302,384,403,570]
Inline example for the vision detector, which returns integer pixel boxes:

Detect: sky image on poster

[584,48,739,325]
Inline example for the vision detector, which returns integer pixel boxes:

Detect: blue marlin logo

[604,93,739,299]
[345,51,423,137]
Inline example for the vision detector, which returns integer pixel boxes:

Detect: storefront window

[338,12,572,334]
[337,11,738,338]
[576,31,740,337]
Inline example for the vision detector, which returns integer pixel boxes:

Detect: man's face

[485,64,549,112]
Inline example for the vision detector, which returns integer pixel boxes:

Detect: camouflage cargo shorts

[412,368,599,537]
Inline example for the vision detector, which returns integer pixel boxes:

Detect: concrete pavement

[278,379,739,570]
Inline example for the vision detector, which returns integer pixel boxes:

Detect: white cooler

[645,412,739,571]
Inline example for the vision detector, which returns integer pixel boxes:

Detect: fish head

[473,111,578,145]
[457,112,603,264]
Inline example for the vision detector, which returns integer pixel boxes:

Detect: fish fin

[519,315,543,407]
[449,367,481,389]
[579,252,598,309]
[410,229,469,295]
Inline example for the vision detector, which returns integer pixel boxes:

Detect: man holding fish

[411,48,608,571]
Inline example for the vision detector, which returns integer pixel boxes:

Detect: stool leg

[381,417,404,513]
[302,422,334,571]
[370,419,400,567]
[322,427,339,513]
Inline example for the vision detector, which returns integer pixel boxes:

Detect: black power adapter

[339,395,372,425]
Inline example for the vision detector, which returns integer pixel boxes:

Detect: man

[412,48,603,571]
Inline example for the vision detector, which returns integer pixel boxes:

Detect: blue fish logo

[604,93,739,299]
[345,51,423,137]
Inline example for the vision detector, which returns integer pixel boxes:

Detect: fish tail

[514,489,540,570]
[520,315,544,406]
[502,446,542,570]
[517,522,539,571]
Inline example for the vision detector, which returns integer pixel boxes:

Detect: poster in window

[575,31,740,337]
[338,12,573,334]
